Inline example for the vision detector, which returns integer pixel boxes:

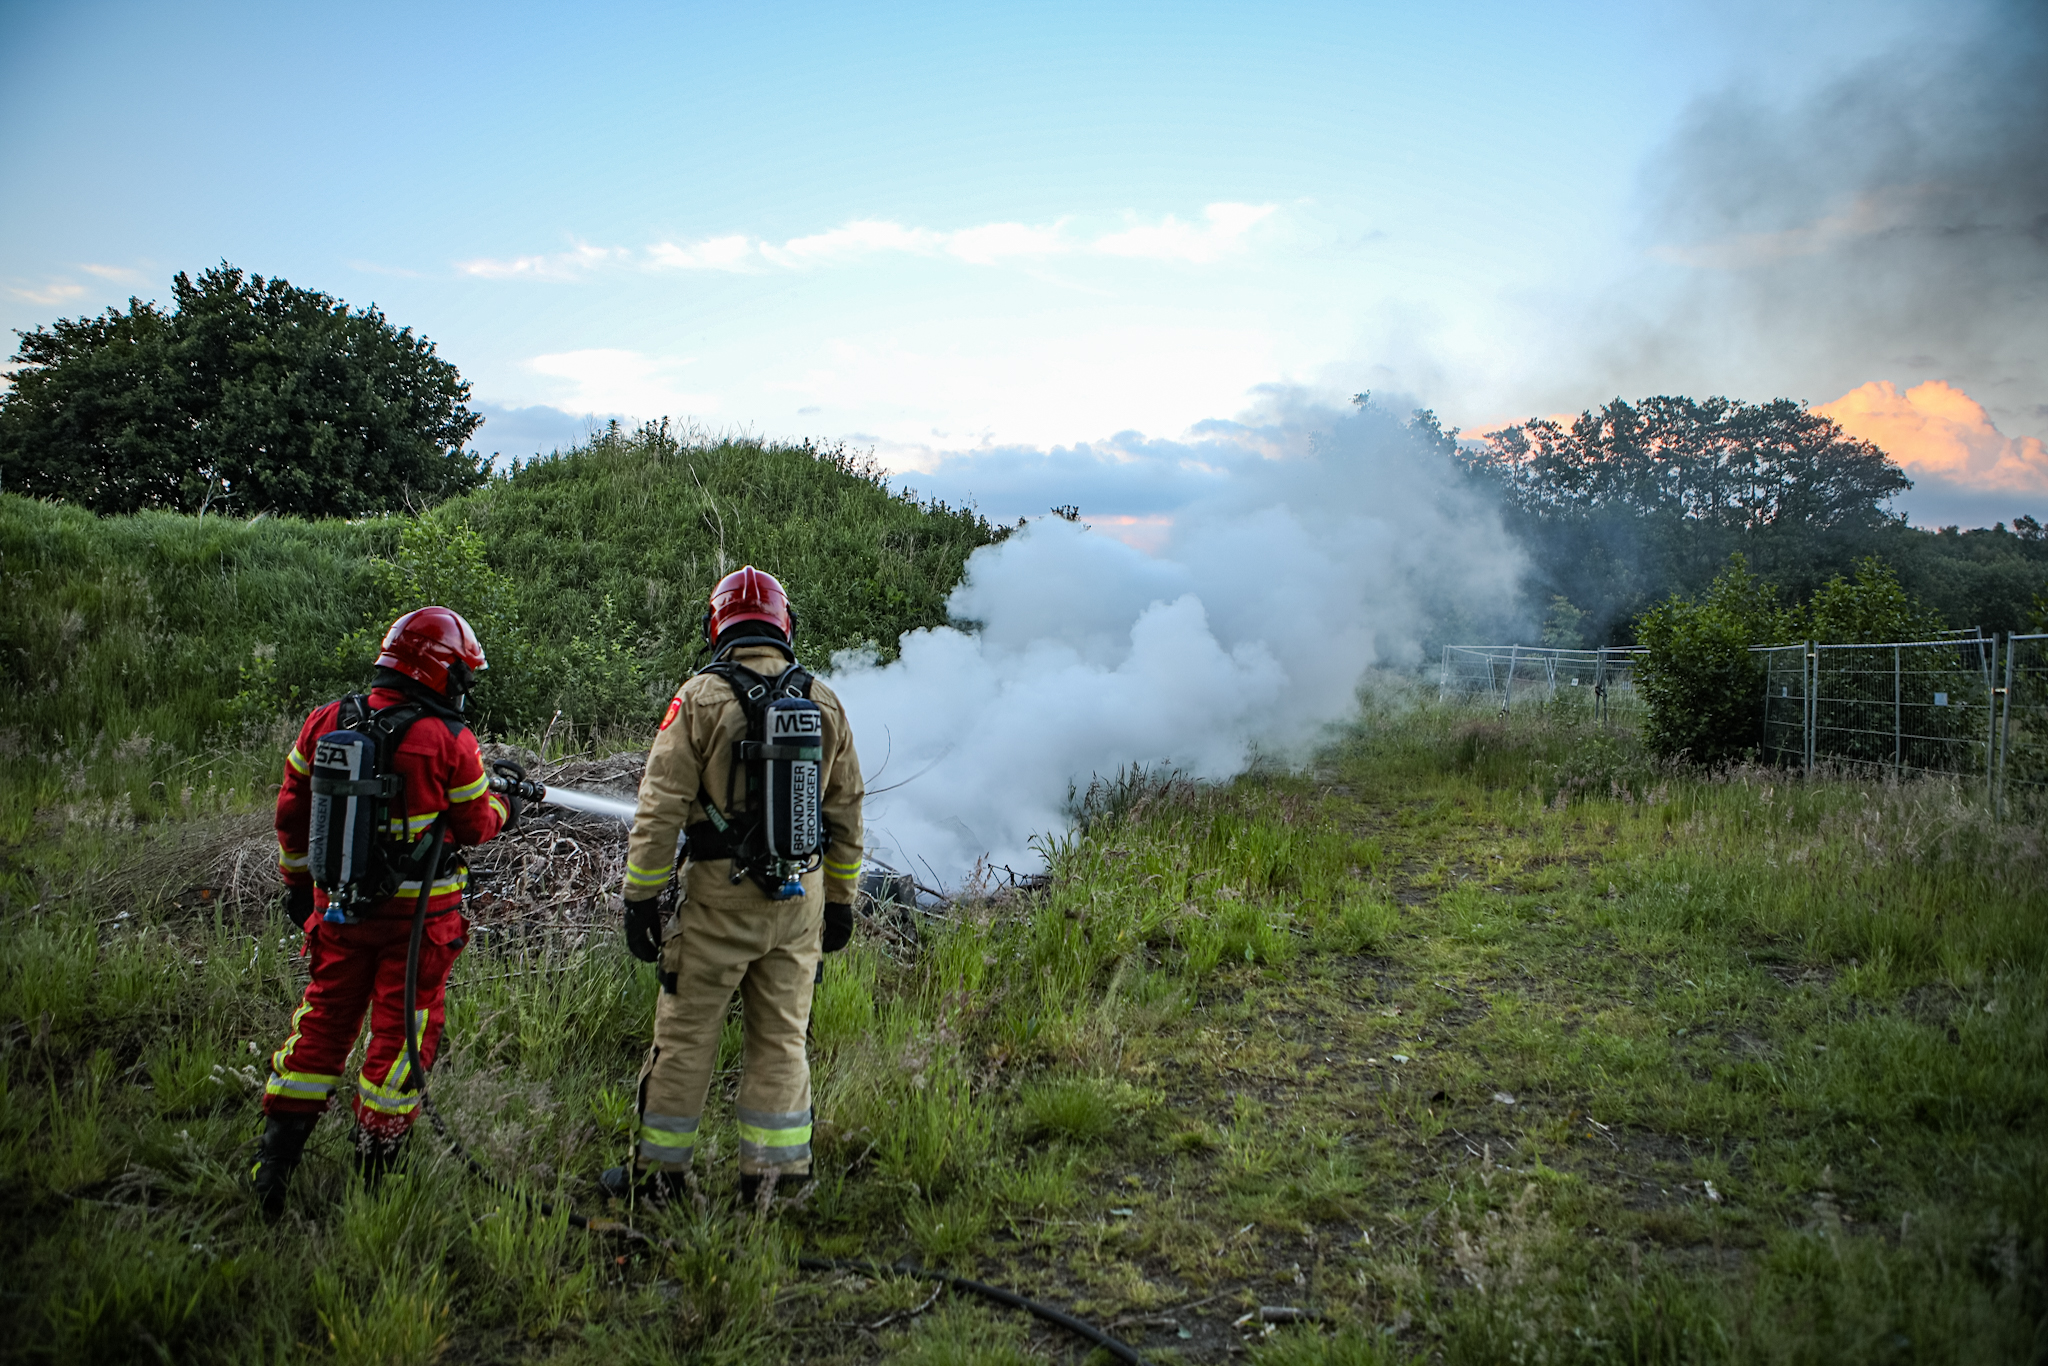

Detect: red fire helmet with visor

[376,606,488,696]
[705,566,793,643]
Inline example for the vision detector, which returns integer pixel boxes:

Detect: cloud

[1819,379,2048,497]
[78,263,150,285]
[460,204,1279,281]
[761,219,940,267]
[470,401,607,462]
[521,348,715,418]
[1092,202,1276,263]
[457,242,627,280]
[8,279,88,306]
[645,234,755,271]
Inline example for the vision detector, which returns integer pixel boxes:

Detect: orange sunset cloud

[1817,381,2048,495]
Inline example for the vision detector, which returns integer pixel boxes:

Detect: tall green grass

[0,423,999,854]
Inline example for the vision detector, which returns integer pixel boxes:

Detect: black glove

[286,882,315,924]
[624,897,664,963]
[491,761,527,833]
[822,902,854,954]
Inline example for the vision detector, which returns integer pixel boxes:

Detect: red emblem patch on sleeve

[658,695,682,731]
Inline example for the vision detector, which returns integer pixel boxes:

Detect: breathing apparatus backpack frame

[682,637,828,900]
[306,692,458,922]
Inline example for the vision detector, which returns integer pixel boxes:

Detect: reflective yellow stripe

[265,1069,341,1099]
[358,1012,430,1114]
[383,811,439,837]
[271,1001,315,1074]
[448,774,489,803]
[736,1117,813,1150]
[623,862,670,889]
[823,857,861,876]
[286,747,311,775]
[277,844,309,871]
[487,793,508,822]
[638,1114,699,1164]
[356,1074,421,1115]
[392,870,468,896]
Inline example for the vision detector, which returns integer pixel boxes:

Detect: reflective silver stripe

[623,861,669,889]
[265,1070,340,1098]
[735,1106,812,1164]
[638,1112,699,1165]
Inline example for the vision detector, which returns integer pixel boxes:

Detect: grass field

[3,688,2042,1365]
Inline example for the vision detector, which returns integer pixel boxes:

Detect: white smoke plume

[827,393,1524,880]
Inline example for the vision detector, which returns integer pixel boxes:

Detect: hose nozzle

[488,761,547,804]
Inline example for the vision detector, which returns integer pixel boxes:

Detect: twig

[1109,1282,1255,1328]
[867,1279,946,1330]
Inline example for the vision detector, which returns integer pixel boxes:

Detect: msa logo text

[770,710,823,739]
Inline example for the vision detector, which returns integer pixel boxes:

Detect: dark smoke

[1622,0,2047,431]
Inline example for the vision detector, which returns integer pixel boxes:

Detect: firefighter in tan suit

[602,567,864,1209]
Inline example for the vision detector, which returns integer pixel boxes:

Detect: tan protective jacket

[622,643,864,908]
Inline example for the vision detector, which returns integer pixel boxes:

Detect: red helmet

[377,606,487,695]
[706,566,792,642]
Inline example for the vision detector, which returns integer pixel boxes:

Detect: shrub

[1638,554,1950,766]
[1635,555,1792,764]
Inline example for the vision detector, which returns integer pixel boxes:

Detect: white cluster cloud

[1818,380,2048,496]
[458,243,629,281]
[826,395,1524,879]
[6,261,151,308]
[458,203,1277,280]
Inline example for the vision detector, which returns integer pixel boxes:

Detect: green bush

[1635,555,1792,764]
[1637,555,1949,765]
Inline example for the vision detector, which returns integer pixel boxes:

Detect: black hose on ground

[796,1256,1155,1366]
[400,820,642,1240]
[399,830,1149,1361]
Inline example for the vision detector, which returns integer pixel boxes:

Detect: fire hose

[392,766,1155,1366]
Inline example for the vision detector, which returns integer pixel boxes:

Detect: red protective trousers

[262,916,465,1140]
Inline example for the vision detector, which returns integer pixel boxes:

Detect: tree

[1460,395,1914,642]
[0,264,487,516]
[1800,557,1945,644]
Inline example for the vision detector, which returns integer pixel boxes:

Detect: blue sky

[3,0,2040,528]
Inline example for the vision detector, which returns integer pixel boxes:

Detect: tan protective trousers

[636,870,822,1176]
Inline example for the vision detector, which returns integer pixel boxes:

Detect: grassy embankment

[0,423,998,835]
[3,436,2044,1363]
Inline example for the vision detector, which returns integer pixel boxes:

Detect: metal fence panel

[2001,633,2048,798]
[1439,645,1644,719]
[1758,644,1810,770]
[1811,637,1996,787]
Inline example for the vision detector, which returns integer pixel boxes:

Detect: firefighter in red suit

[250,606,511,1219]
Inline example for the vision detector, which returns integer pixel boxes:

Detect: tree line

[1427,397,2048,643]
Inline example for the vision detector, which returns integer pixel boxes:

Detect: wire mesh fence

[2000,634,2048,801]
[1760,637,1999,792]
[1444,633,2047,812]
[1819,638,1997,782]
[1438,645,1644,721]
[1759,644,1810,769]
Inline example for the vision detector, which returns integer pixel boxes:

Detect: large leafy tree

[0,265,487,516]
[1461,395,1914,641]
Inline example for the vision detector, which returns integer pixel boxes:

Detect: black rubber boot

[599,1164,699,1208]
[249,1114,319,1222]
[738,1170,811,1214]
[354,1128,409,1190]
